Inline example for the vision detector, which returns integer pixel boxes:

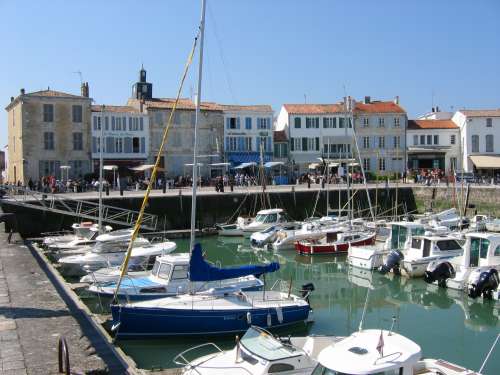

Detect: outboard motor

[468,269,499,300]
[424,261,455,288]
[301,283,315,305]
[379,250,404,275]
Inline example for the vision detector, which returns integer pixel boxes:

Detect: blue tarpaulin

[189,243,280,282]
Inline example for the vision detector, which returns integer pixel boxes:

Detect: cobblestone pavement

[0,228,109,374]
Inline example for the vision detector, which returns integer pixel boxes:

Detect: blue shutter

[140,137,145,153]
[226,118,230,129]
[225,137,229,151]
[267,137,272,152]
[238,137,244,151]
[268,117,272,129]
[92,137,97,153]
[236,117,241,129]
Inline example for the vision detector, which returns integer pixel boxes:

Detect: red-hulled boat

[295,230,376,255]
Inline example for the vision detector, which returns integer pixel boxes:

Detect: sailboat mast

[98,105,105,233]
[189,0,207,253]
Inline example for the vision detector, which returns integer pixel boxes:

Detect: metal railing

[2,186,158,230]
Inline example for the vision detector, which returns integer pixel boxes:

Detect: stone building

[5,85,92,184]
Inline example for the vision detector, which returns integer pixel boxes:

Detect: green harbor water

[82,236,499,374]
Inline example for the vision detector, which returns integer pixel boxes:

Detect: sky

[1,0,499,148]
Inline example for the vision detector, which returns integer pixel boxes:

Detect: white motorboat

[250,225,282,248]
[43,222,112,247]
[399,235,464,277]
[241,209,293,236]
[272,221,336,251]
[216,217,252,237]
[425,232,500,299]
[347,244,388,270]
[316,329,482,375]
[175,325,340,375]
[470,215,489,231]
[58,238,175,277]
[86,252,264,300]
[485,218,500,232]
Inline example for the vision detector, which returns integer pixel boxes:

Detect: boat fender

[468,269,499,299]
[276,307,283,324]
[424,261,455,288]
[379,250,404,275]
[246,312,252,325]
[267,313,272,327]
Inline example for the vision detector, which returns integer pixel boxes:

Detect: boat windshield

[311,365,400,375]
[255,214,278,223]
[91,241,126,253]
[436,240,462,251]
[254,214,266,223]
[240,327,298,361]
[151,260,160,276]
[157,263,172,280]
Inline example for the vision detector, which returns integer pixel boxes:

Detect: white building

[276,104,353,174]
[91,105,149,172]
[406,119,460,173]
[452,109,500,175]
[221,105,274,165]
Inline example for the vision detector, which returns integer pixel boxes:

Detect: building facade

[90,105,149,172]
[406,119,460,173]
[5,86,92,183]
[452,110,500,174]
[353,97,407,176]
[221,105,274,165]
[276,104,353,174]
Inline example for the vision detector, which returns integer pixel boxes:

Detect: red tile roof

[220,104,273,112]
[91,105,140,113]
[459,109,500,117]
[131,98,222,111]
[354,101,406,114]
[273,130,288,142]
[25,89,86,99]
[283,104,345,115]
[408,119,458,130]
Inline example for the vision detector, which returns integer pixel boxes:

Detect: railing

[1,186,158,230]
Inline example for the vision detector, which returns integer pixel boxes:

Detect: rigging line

[207,2,238,104]
[112,30,200,303]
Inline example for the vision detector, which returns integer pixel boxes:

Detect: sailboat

[110,0,313,338]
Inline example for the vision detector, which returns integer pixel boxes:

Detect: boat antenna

[479,333,499,373]
[388,315,396,336]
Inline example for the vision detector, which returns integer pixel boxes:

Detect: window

[245,117,252,129]
[227,137,237,151]
[228,117,239,129]
[171,265,189,280]
[93,116,98,130]
[291,137,301,151]
[323,117,337,128]
[111,116,116,130]
[268,363,295,373]
[363,117,369,127]
[294,117,301,128]
[115,138,123,153]
[363,158,370,171]
[43,104,54,122]
[427,135,432,145]
[394,117,400,127]
[420,135,425,145]
[72,105,82,123]
[436,240,462,251]
[486,118,492,127]
[494,245,500,257]
[306,117,319,129]
[257,117,270,129]
[139,117,144,131]
[486,135,494,152]
[132,137,140,153]
[394,136,400,149]
[378,158,386,171]
[339,117,345,128]
[363,136,370,149]
[378,136,385,149]
[73,132,83,150]
[116,117,121,131]
[105,116,109,130]
[413,135,418,145]
[157,263,172,280]
[433,135,439,145]
[450,134,456,145]
[44,132,54,150]
[378,117,385,127]
[471,135,479,152]
[450,157,457,171]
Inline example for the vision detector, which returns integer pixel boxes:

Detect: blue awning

[189,243,280,282]
[227,152,272,164]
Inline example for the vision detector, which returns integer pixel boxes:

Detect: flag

[376,330,384,357]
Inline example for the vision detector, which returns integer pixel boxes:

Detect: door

[423,239,431,257]
[469,237,480,267]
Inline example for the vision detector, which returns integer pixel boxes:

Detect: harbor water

[81,236,499,373]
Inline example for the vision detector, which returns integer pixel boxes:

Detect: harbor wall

[0,187,416,236]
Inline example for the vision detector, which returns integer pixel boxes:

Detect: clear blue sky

[1,0,499,147]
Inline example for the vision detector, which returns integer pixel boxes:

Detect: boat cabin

[407,235,463,260]
[253,209,290,225]
[462,233,500,268]
[388,222,426,250]
[316,329,422,375]
[151,253,190,283]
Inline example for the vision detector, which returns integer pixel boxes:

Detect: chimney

[436,106,440,112]
[20,88,25,95]
[10,97,14,102]
[81,82,89,98]
[394,96,399,105]
[431,107,435,113]
[140,99,144,113]
[364,96,371,104]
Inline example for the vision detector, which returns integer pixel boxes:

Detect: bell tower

[132,65,153,100]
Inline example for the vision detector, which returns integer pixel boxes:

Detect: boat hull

[296,235,376,255]
[110,303,311,337]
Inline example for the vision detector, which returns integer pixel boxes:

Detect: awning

[60,165,71,169]
[309,163,319,169]
[227,152,271,164]
[234,162,257,169]
[129,164,165,171]
[264,161,285,168]
[348,162,360,167]
[185,163,204,167]
[470,155,500,169]
[209,162,231,167]
[103,165,118,171]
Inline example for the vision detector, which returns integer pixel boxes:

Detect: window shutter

[106,137,114,153]
[315,137,320,151]
[55,161,61,179]
[267,137,272,152]
[268,117,272,129]
[238,137,244,151]
[124,137,132,153]
[226,118,230,129]
[225,137,229,151]
[237,117,241,129]
[92,137,97,153]
[290,138,294,151]
[140,137,145,153]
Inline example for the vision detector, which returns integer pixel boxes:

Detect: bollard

[105,185,109,196]
[162,183,166,193]
[58,337,70,375]
[120,188,124,196]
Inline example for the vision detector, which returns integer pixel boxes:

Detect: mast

[98,105,105,233]
[344,98,351,226]
[326,143,330,216]
[189,0,207,253]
